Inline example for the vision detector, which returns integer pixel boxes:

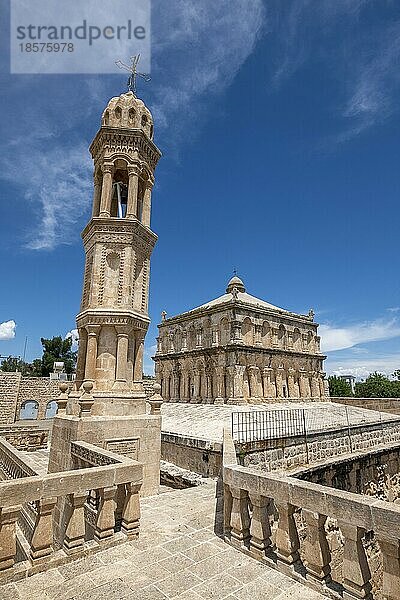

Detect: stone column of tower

[48,91,162,497]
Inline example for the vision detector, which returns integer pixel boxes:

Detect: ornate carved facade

[154,276,328,404]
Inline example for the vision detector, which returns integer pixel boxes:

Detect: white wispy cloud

[320,317,400,352]
[327,356,400,379]
[269,1,400,140]
[65,328,79,351]
[1,143,92,250]
[340,22,400,139]
[0,320,16,340]
[270,0,368,86]
[151,0,266,136]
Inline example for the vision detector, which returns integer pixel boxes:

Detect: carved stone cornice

[81,217,158,255]
[152,345,326,362]
[90,127,162,171]
[76,309,150,331]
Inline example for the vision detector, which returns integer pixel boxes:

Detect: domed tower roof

[226,275,246,294]
[101,91,154,139]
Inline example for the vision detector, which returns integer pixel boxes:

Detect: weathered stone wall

[50,413,161,497]
[332,396,400,415]
[17,377,60,420]
[161,433,222,477]
[0,373,64,424]
[0,372,21,424]
[0,426,49,451]
[241,420,400,472]
[294,442,400,494]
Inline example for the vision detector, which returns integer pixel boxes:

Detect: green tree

[355,372,393,398]
[390,376,400,398]
[39,336,77,376]
[30,358,44,377]
[328,375,353,397]
[392,370,400,381]
[0,356,28,374]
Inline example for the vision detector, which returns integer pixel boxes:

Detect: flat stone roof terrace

[161,401,400,444]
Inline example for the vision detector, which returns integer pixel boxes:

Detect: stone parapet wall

[242,419,400,472]
[332,396,400,415]
[0,427,48,452]
[0,372,21,424]
[294,441,400,494]
[161,432,222,477]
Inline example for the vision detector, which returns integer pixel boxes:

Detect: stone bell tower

[73,90,161,410]
[48,90,162,496]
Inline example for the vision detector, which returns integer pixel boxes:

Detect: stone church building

[154,275,328,404]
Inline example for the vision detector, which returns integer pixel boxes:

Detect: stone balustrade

[0,436,143,580]
[223,428,400,600]
[0,437,36,480]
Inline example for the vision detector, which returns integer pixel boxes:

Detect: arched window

[242,318,253,346]
[219,318,230,346]
[45,401,58,419]
[19,401,39,420]
[111,166,129,218]
[307,331,314,351]
[128,108,136,125]
[174,328,182,352]
[278,324,286,349]
[293,328,301,351]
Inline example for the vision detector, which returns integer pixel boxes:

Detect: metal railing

[232,409,306,443]
[231,405,400,447]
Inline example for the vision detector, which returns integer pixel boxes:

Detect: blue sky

[0,0,399,378]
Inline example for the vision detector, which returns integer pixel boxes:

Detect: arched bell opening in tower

[111,167,129,218]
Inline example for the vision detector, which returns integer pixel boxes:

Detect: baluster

[95,486,116,542]
[0,505,21,570]
[248,493,272,558]
[63,492,87,553]
[223,483,233,539]
[121,482,141,538]
[229,486,250,547]
[377,537,400,600]
[338,522,372,600]
[275,502,300,568]
[30,497,57,560]
[302,509,331,583]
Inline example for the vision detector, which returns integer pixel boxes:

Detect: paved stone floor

[161,401,398,442]
[2,480,325,600]
[19,448,49,475]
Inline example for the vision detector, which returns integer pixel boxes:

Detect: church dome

[226,275,246,294]
[101,91,154,139]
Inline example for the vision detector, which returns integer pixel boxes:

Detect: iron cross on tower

[115,54,151,96]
